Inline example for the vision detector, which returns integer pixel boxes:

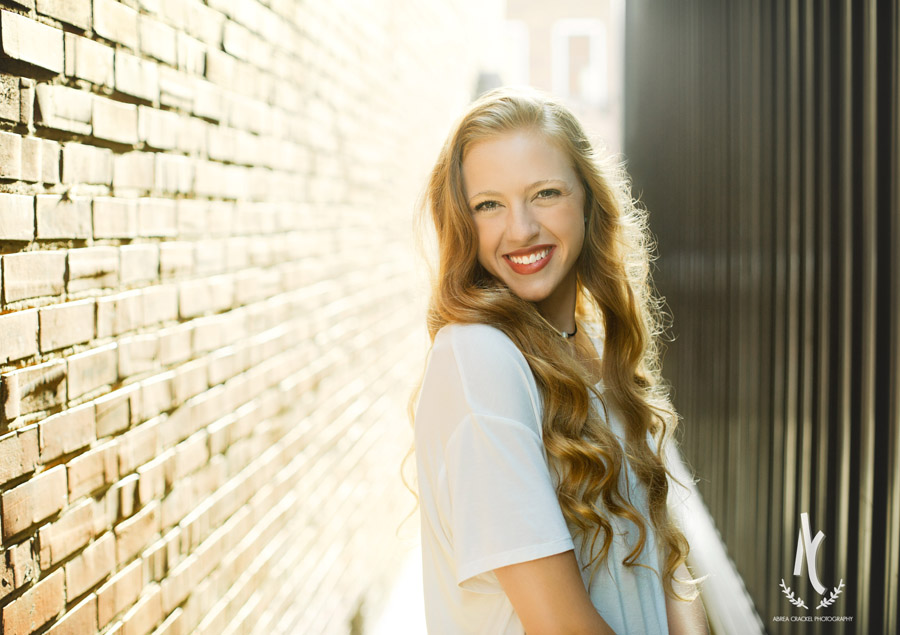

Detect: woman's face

[462,128,586,323]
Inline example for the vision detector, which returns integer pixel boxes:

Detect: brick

[0,130,21,179]
[139,16,177,65]
[172,358,206,404]
[159,242,193,278]
[62,142,112,184]
[173,431,208,480]
[35,84,92,134]
[97,559,141,627]
[45,594,97,635]
[96,290,142,337]
[18,77,33,126]
[136,451,166,506]
[0,568,64,635]
[192,77,222,121]
[1,251,66,302]
[141,284,178,326]
[157,323,192,366]
[94,385,135,437]
[37,0,92,30]
[154,153,193,194]
[0,539,36,602]
[150,606,182,635]
[38,401,95,462]
[193,239,226,275]
[114,50,158,101]
[67,342,117,399]
[118,334,158,378]
[144,287,176,331]
[39,299,94,352]
[0,427,38,486]
[41,138,60,183]
[38,499,95,568]
[158,66,193,110]
[139,373,173,420]
[160,555,191,613]
[35,195,92,239]
[120,244,158,284]
[67,246,119,292]
[0,10,64,73]
[176,115,206,155]
[65,531,115,600]
[177,279,210,318]
[206,124,234,163]
[118,419,159,474]
[115,501,159,564]
[67,440,117,498]
[120,584,162,635]
[138,106,179,150]
[94,197,138,239]
[178,32,206,76]
[222,20,253,62]
[1,359,67,422]
[116,473,138,519]
[113,151,154,191]
[93,96,138,145]
[185,0,222,46]
[65,33,114,86]
[0,309,38,363]
[1,465,66,539]
[20,136,40,182]
[141,284,177,326]
[137,198,177,237]
[0,72,18,121]
[93,0,138,50]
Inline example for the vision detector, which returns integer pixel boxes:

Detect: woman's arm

[495,550,617,635]
[665,562,710,635]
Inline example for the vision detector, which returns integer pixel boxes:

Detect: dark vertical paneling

[623,0,899,631]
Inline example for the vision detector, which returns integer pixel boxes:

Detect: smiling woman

[410,86,710,634]
[463,130,586,336]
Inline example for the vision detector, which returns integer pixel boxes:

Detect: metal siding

[623,0,899,630]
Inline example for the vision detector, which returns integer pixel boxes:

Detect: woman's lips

[503,245,555,274]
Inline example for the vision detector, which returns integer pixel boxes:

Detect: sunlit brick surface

[0,0,483,632]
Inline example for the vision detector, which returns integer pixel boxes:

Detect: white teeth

[509,248,550,265]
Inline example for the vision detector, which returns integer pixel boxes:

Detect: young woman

[411,87,709,634]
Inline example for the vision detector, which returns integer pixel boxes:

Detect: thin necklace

[560,323,577,339]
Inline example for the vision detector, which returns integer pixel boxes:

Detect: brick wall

[0,1,483,633]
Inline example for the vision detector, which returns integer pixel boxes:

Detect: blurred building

[499,0,625,155]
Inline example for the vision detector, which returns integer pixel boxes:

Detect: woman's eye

[536,189,561,199]
[473,200,499,212]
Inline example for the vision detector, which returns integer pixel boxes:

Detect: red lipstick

[503,245,555,275]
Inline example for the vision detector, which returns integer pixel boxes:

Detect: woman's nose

[506,201,540,243]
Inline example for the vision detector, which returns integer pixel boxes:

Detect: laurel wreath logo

[815,579,845,609]
[780,579,809,609]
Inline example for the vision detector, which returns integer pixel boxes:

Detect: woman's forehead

[462,131,575,188]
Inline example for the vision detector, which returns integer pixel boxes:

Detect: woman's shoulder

[432,322,531,375]
[435,321,518,350]
[424,322,541,425]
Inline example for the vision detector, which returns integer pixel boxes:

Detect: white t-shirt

[414,323,670,634]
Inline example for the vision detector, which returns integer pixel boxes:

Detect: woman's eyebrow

[468,179,567,202]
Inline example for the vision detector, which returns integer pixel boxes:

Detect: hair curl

[409,86,701,601]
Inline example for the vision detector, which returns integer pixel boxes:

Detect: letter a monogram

[793,512,825,594]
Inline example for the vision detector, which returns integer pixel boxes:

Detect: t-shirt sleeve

[445,413,576,593]
[420,324,575,593]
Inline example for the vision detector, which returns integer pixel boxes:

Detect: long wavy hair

[409,86,701,601]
